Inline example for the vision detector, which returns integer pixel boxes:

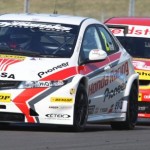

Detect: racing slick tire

[72,84,88,132]
[111,84,138,130]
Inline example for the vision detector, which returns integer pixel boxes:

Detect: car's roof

[0,13,89,25]
[105,17,150,26]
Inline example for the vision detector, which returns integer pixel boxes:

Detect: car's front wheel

[72,84,88,132]
[111,84,138,130]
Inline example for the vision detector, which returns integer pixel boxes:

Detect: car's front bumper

[0,83,76,125]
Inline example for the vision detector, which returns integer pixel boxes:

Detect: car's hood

[0,55,75,81]
[132,58,150,80]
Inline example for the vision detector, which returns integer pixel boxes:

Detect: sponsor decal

[133,61,150,71]
[103,83,126,102]
[70,88,76,95]
[88,62,128,95]
[0,93,11,102]
[138,114,150,118]
[0,21,72,32]
[49,106,72,109]
[143,94,150,100]
[138,106,146,111]
[138,93,150,102]
[138,113,150,118]
[114,98,123,111]
[38,62,69,78]
[45,114,71,120]
[50,97,73,103]
[49,106,59,109]
[136,70,150,80]
[0,55,25,72]
[0,72,15,79]
[99,108,108,113]
[22,80,64,88]
[88,105,95,115]
[138,93,150,101]
[0,54,25,60]
[88,76,109,96]
[110,25,150,37]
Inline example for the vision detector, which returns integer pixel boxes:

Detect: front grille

[0,112,25,122]
[0,80,21,89]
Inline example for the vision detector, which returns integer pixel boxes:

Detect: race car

[104,17,150,120]
[0,13,138,131]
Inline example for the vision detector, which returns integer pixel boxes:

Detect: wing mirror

[89,49,107,61]
[79,49,107,65]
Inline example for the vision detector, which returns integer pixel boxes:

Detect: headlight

[18,80,66,88]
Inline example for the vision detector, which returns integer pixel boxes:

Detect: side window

[80,26,104,60]
[98,26,119,54]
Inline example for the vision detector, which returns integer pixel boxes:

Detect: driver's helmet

[9,28,32,49]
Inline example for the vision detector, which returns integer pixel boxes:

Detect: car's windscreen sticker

[0,21,72,32]
[110,25,150,38]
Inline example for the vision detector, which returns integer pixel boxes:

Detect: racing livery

[105,17,150,120]
[0,14,138,131]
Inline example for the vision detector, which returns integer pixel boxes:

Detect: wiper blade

[39,54,64,58]
[0,48,65,58]
[12,49,40,55]
[0,48,42,57]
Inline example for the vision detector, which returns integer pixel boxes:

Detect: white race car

[0,13,138,131]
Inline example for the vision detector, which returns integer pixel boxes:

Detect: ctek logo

[45,114,71,118]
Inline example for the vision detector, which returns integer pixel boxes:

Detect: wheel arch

[124,73,139,97]
[78,77,89,93]
[71,74,89,93]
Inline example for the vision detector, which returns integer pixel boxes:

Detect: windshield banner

[110,25,150,38]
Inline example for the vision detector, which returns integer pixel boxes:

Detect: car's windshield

[117,36,150,58]
[0,21,79,58]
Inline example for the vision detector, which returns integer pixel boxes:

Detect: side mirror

[89,49,107,61]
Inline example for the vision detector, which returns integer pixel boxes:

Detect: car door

[78,25,112,116]
[97,25,127,114]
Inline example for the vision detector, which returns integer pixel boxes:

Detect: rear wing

[106,24,128,36]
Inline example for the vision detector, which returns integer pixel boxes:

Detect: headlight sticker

[19,80,66,88]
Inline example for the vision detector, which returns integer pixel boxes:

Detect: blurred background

[0,0,149,22]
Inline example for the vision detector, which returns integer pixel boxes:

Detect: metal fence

[24,0,135,15]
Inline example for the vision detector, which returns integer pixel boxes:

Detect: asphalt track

[0,122,150,150]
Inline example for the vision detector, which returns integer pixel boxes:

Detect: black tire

[72,84,88,132]
[111,84,138,130]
